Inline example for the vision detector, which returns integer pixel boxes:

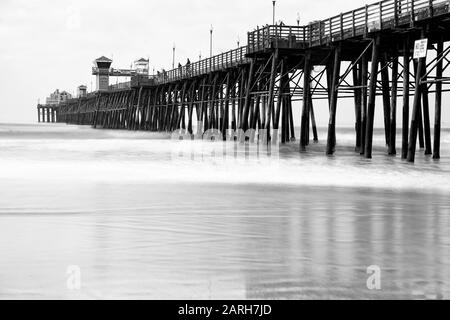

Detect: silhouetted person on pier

[186,59,191,76]
[178,63,183,78]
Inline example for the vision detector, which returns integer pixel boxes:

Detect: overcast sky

[1,0,445,126]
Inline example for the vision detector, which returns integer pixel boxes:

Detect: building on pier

[77,85,87,98]
[134,58,149,75]
[38,89,74,123]
[45,89,72,105]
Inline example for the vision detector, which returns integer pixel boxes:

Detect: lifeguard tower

[93,56,113,91]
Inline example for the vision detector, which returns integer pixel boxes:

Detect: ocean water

[0,123,449,300]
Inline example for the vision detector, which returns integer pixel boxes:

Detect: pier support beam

[364,36,380,159]
[388,56,398,155]
[360,51,369,155]
[421,61,432,155]
[242,60,255,132]
[326,46,341,155]
[407,50,425,162]
[310,94,318,143]
[401,38,410,159]
[433,37,443,160]
[353,61,362,152]
[301,52,312,150]
[266,50,279,142]
[381,54,391,147]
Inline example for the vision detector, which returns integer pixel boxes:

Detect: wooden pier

[41,0,450,162]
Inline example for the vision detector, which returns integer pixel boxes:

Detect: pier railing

[109,82,131,91]
[248,25,309,53]
[154,46,249,85]
[247,0,450,52]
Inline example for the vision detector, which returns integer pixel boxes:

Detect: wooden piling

[242,60,255,132]
[380,54,391,147]
[421,62,432,155]
[309,94,318,143]
[401,38,410,159]
[364,36,380,159]
[433,37,443,160]
[388,56,398,155]
[360,51,369,155]
[353,61,362,152]
[265,50,279,142]
[301,53,312,150]
[326,46,341,155]
[407,49,425,162]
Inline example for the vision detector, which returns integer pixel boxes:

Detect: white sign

[414,39,428,59]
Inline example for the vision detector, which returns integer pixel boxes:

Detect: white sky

[1,0,445,127]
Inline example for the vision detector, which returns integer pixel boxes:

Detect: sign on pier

[413,39,428,59]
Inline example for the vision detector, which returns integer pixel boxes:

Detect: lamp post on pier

[210,25,213,57]
[172,44,176,69]
[272,1,276,25]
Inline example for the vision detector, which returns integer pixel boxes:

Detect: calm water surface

[0,123,449,299]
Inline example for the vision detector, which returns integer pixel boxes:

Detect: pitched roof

[95,56,113,62]
[135,58,149,63]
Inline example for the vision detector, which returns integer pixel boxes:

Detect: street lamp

[297,12,300,26]
[237,36,240,48]
[172,44,176,69]
[210,25,213,57]
[272,1,276,25]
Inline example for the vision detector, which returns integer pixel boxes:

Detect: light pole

[297,12,300,26]
[172,44,176,69]
[210,25,213,57]
[272,1,276,25]
[237,36,240,48]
